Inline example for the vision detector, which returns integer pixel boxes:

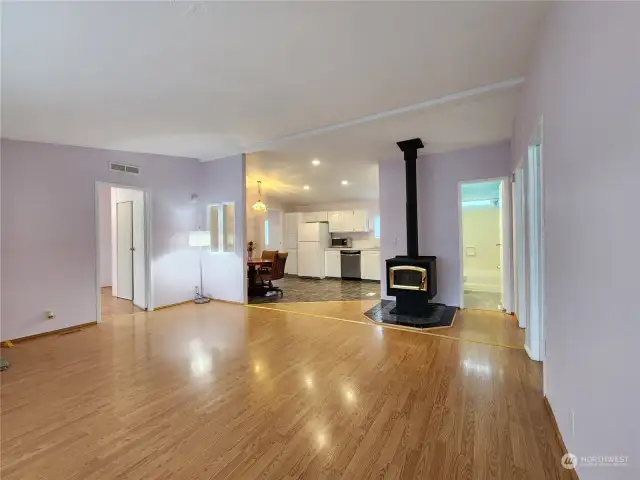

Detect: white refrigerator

[297,222,330,278]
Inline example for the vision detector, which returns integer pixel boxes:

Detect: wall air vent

[109,162,140,175]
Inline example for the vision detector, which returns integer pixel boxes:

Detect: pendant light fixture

[252,180,268,213]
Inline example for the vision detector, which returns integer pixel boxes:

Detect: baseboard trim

[4,321,98,344]
[211,298,244,305]
[544,397,580,479]
[154,299,194,310]
[524,343,535,360]
[154,298,243,310]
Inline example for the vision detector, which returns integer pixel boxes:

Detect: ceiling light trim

[204,77,524,161]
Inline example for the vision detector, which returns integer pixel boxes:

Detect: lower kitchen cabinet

[324,250,341,278]
[361,251,381,280]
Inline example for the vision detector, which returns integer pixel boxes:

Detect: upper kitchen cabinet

[328,211,345,233]
[351,210,370,232]
[301,211,328,223]
[328,210,370,233]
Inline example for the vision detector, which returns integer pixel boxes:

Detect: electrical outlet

[46,311,56,320]
[569,409,575,436]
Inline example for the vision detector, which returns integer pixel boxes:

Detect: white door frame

[457,176,513,311]
[517,117,546,367]
[94,181,152,322]
[513,167,527,329]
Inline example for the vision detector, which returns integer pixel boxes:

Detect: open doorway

[458,178,509,311]
[97,183,149,319]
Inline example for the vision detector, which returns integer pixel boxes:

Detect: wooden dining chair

[259,252,288,297]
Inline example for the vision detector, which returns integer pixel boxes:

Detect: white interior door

[132,192,146,310]
[515,168,527,328]
[526,144,544,361]
[116,201,134,300]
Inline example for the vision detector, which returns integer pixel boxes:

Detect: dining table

[247,259,272,297]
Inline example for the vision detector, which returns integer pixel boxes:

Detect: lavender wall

[199,155,247,304]
[379,141,511,306]
[1,139,202,340]
[511,4,640,478]
[379,160,408,298]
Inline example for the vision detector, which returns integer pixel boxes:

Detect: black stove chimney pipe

[396,138,425,258]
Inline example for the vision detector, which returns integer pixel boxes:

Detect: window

[208,202,236,253]
[264,220,269,247]
[222,202,235,252]
[374,215,381,239]
[209,204,220,251]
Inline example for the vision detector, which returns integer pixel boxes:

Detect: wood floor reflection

[1,301,567,479]
[252,300,524,349]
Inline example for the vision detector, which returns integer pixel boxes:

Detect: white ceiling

[2,1,546,205]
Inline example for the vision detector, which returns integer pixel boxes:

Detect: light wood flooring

[0,300,568,479]
[251,300,524,349]
[101,286,144,317]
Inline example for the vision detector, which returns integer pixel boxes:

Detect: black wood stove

[385,138,439,319]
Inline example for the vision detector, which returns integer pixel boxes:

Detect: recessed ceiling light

[303,185,310,190]
[312,159,320,166]
[341,180,349,185]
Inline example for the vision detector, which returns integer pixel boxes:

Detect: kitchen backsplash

[333,231,379,249]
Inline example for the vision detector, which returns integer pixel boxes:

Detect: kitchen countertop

[325,247,380,252]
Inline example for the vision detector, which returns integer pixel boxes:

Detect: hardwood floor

[250,300,525,349]
[0,301,569,479]
[101,286,144,317]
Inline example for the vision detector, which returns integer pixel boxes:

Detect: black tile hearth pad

[364,300,457,329]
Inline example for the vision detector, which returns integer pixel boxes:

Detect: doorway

[96,183,149,319]
[512,124,545,363]
[458,178,509,311]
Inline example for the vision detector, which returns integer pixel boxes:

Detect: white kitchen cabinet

[327,210,371,233]
[325,250,341,278]
[284,249,297,275]
[361,250,381,280]
[301,211,328,223]
[314,211,328,222]
[328,211,344,233]
[352,210,370,232]
[300,212,314,223]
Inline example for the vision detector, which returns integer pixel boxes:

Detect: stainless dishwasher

[340,250,361,280]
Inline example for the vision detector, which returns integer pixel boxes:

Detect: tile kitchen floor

[249,275,381,304]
